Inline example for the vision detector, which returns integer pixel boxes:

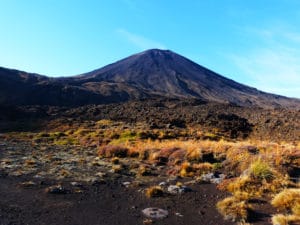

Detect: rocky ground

[0,100,299,225]
[0,138,280,225]
[0,139,232,225]
[1,100,299,141]
[0,175,236,225]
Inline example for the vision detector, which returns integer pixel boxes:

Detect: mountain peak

[133,48,176,60]
[140,48,173,54]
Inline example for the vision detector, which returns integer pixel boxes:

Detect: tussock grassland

[3,119,300,225]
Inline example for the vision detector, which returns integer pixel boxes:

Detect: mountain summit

[0,49,299,108]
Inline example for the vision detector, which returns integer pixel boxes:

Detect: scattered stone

[210,178,223,184]
[90,178,106,186]
[201,172,226,184]
[167,185,192,194]
[166,176,179,182]
[201,173,215,182]
[95,172,107,177]
[70,182,83,187]
[33,174,44,179]
[122,181,131,187]
[184,180,197,185]
[9,171,23,177]
[142,207,168,219]
[19,181,37,188]
[46,185,69,194]
[158,181,167,186]
[175,212,183,217]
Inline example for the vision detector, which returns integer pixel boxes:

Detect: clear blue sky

[1,0,300,98]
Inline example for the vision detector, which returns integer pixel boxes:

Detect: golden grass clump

[24,159,37,166]
[179,161,214,177]
[145,186,164,198]
[216,196,251,222]
[271,214,300,225]
[179,162,194,177]
[271,189,300,211]
[233,191,251,201]
[292,203,300,216]
[111,164,125,173]
[250,159,274,180]
[97,145,128,158]
[227,176,261,197]
[193,162,214,174]
[111,157,119,164]
[272,214,289,225]
[138,165,151,176]
[186,148,202,162]
[225,160,290,198]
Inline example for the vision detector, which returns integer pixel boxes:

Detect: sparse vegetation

[1,109,300,225]
[145,186,164,198]
[250,159,274,180]
[216,196,251,222]
[271,189,300,211]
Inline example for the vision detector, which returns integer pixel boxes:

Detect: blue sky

[1,0,300,98]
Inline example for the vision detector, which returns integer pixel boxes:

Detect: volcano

[0,49,299,108]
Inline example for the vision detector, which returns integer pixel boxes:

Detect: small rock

[142,207,168,219]
[175,212,183,217]
[33,174,44,179]
[201,172,226,184]
[167,185,192,194]
[210,178,223,184]
[166,176,179,182]
[9,171,23,177]
[95,172,107,177]
[219,173,226,179]
[122,181,131,187]
[201,173,215,182]
[158,181,167,186]
[70,182,83,187]
[46,185,69,194]
[184,180,197,185]
[19,181,36,188]
[91,178,106,186]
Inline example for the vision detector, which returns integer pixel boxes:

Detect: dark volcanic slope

[1,49,300,108]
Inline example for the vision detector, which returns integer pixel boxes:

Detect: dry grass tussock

[271,189,300,211]
[145,186,164,198]
[217,196,251,222]
[217,159,297,223]
[271,214,300,225]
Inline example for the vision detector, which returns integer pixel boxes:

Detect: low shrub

[216,196,251,222]
[271,214,300,225]
[271,189,300,211]
[250,160,274,181]
[179,162,194,177]
[145,186,164,198]
[98,145,128,158]
[193,162,214,174]
[292,203,300,216]
[111,157,119,164]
